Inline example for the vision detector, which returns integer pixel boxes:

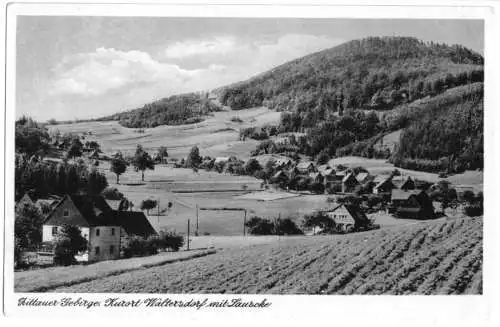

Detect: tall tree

[110,157,127,184]
[158,146,169,163]
[87,168,108,195]
[132,145,155,182]
[15,202,44,249]
[186,146,202,168]
[53,224,88,266]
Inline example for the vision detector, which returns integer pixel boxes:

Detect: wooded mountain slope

[218,36,483,114]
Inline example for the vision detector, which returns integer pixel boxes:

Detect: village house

[355,172,372,184]
[271,170,289,185]
[342,172,360,193]
[273,157,293,169]
[373,176,395,194]
[15,193,35,212]
[399,176,416,191]
[322,204,371,233]
[390,189,435,219]
[41,194,157,262]
[296,161,317,174]
[309,172,325,184]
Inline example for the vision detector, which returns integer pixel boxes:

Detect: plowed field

[52,217,482,295]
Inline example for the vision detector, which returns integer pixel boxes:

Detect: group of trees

[15,156,108,201]
[239,125,279,141]
[99,93,222,128]
[245,216,303,236]
[122,230,184,258]
[392,95,483,173]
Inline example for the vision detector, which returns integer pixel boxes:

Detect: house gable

[44,196,90,227]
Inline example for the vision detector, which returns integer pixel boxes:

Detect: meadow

[49,106,280,160]
[51,217,483,294]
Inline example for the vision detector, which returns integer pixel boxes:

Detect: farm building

[42,194,122,262]
[309,172,325,184]
[399,176,416,191]
[322,204,371,233]
[35,195,63,216]
[297,161,316,174]
[118,211,157,251]
[342,172,359,193]
[214,157,230,165]
[373,176,395,194]
[390,189,435,219]
[15,193,35,212]
[274,157,293,169]
[271,171,289,185]
[40,194,158,262]
[355,172,372,184]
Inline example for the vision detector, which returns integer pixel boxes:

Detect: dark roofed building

[323,204,371,233]
[117,211,157,239]
[391,189,435,219]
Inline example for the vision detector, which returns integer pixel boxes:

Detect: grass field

[15,249,216,292]
[49,106,280,160]
[50,216,482,294]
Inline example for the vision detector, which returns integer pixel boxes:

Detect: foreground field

[15,249,215,292]
[52,217,482,294]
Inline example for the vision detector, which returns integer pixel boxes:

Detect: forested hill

[98,92,223,128]
[217,36,483,115]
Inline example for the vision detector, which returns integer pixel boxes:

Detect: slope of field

[48,106,280,159]
[53,217,482,294]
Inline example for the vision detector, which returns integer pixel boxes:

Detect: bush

[245,217,275,235]
[158,230,185,251]
[122,236,149,258]
[463,205,483,217]
[274,218,303,235]
[53,225,88,266]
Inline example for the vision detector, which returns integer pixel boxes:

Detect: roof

[355,172,369,183]
[324,204,370,225]
[272,171,287,179]
[214,157,230,164]
[45,194,118,227]
[391,189,422,201]
[297,162,314,169]
[374,176,394,189]
[342,172,358,183]
[309,172,323,179]
[116,211,157,238]
[105,199,125,211]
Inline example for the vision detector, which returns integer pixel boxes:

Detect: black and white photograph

[4,2,496,317]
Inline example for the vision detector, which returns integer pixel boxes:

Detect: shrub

[463,205,483,217]
[159,230,185,251]
[53,225,88,266]
[274,218,303,235]
[122,235,149,258]
[245,217,275,235]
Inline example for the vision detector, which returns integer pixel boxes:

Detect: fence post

[187,219,190,251]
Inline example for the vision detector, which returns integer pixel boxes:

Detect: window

[111,228,115,236]
[110,245,114,254]
[95,246,100,255]
[95,228,100,236]
[63,210,69,217]
[52,226,58,236]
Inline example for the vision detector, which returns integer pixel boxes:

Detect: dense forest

[217,37,483,116]
[99,92,223,128]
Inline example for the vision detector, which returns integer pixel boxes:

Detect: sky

[16,17,484,121]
